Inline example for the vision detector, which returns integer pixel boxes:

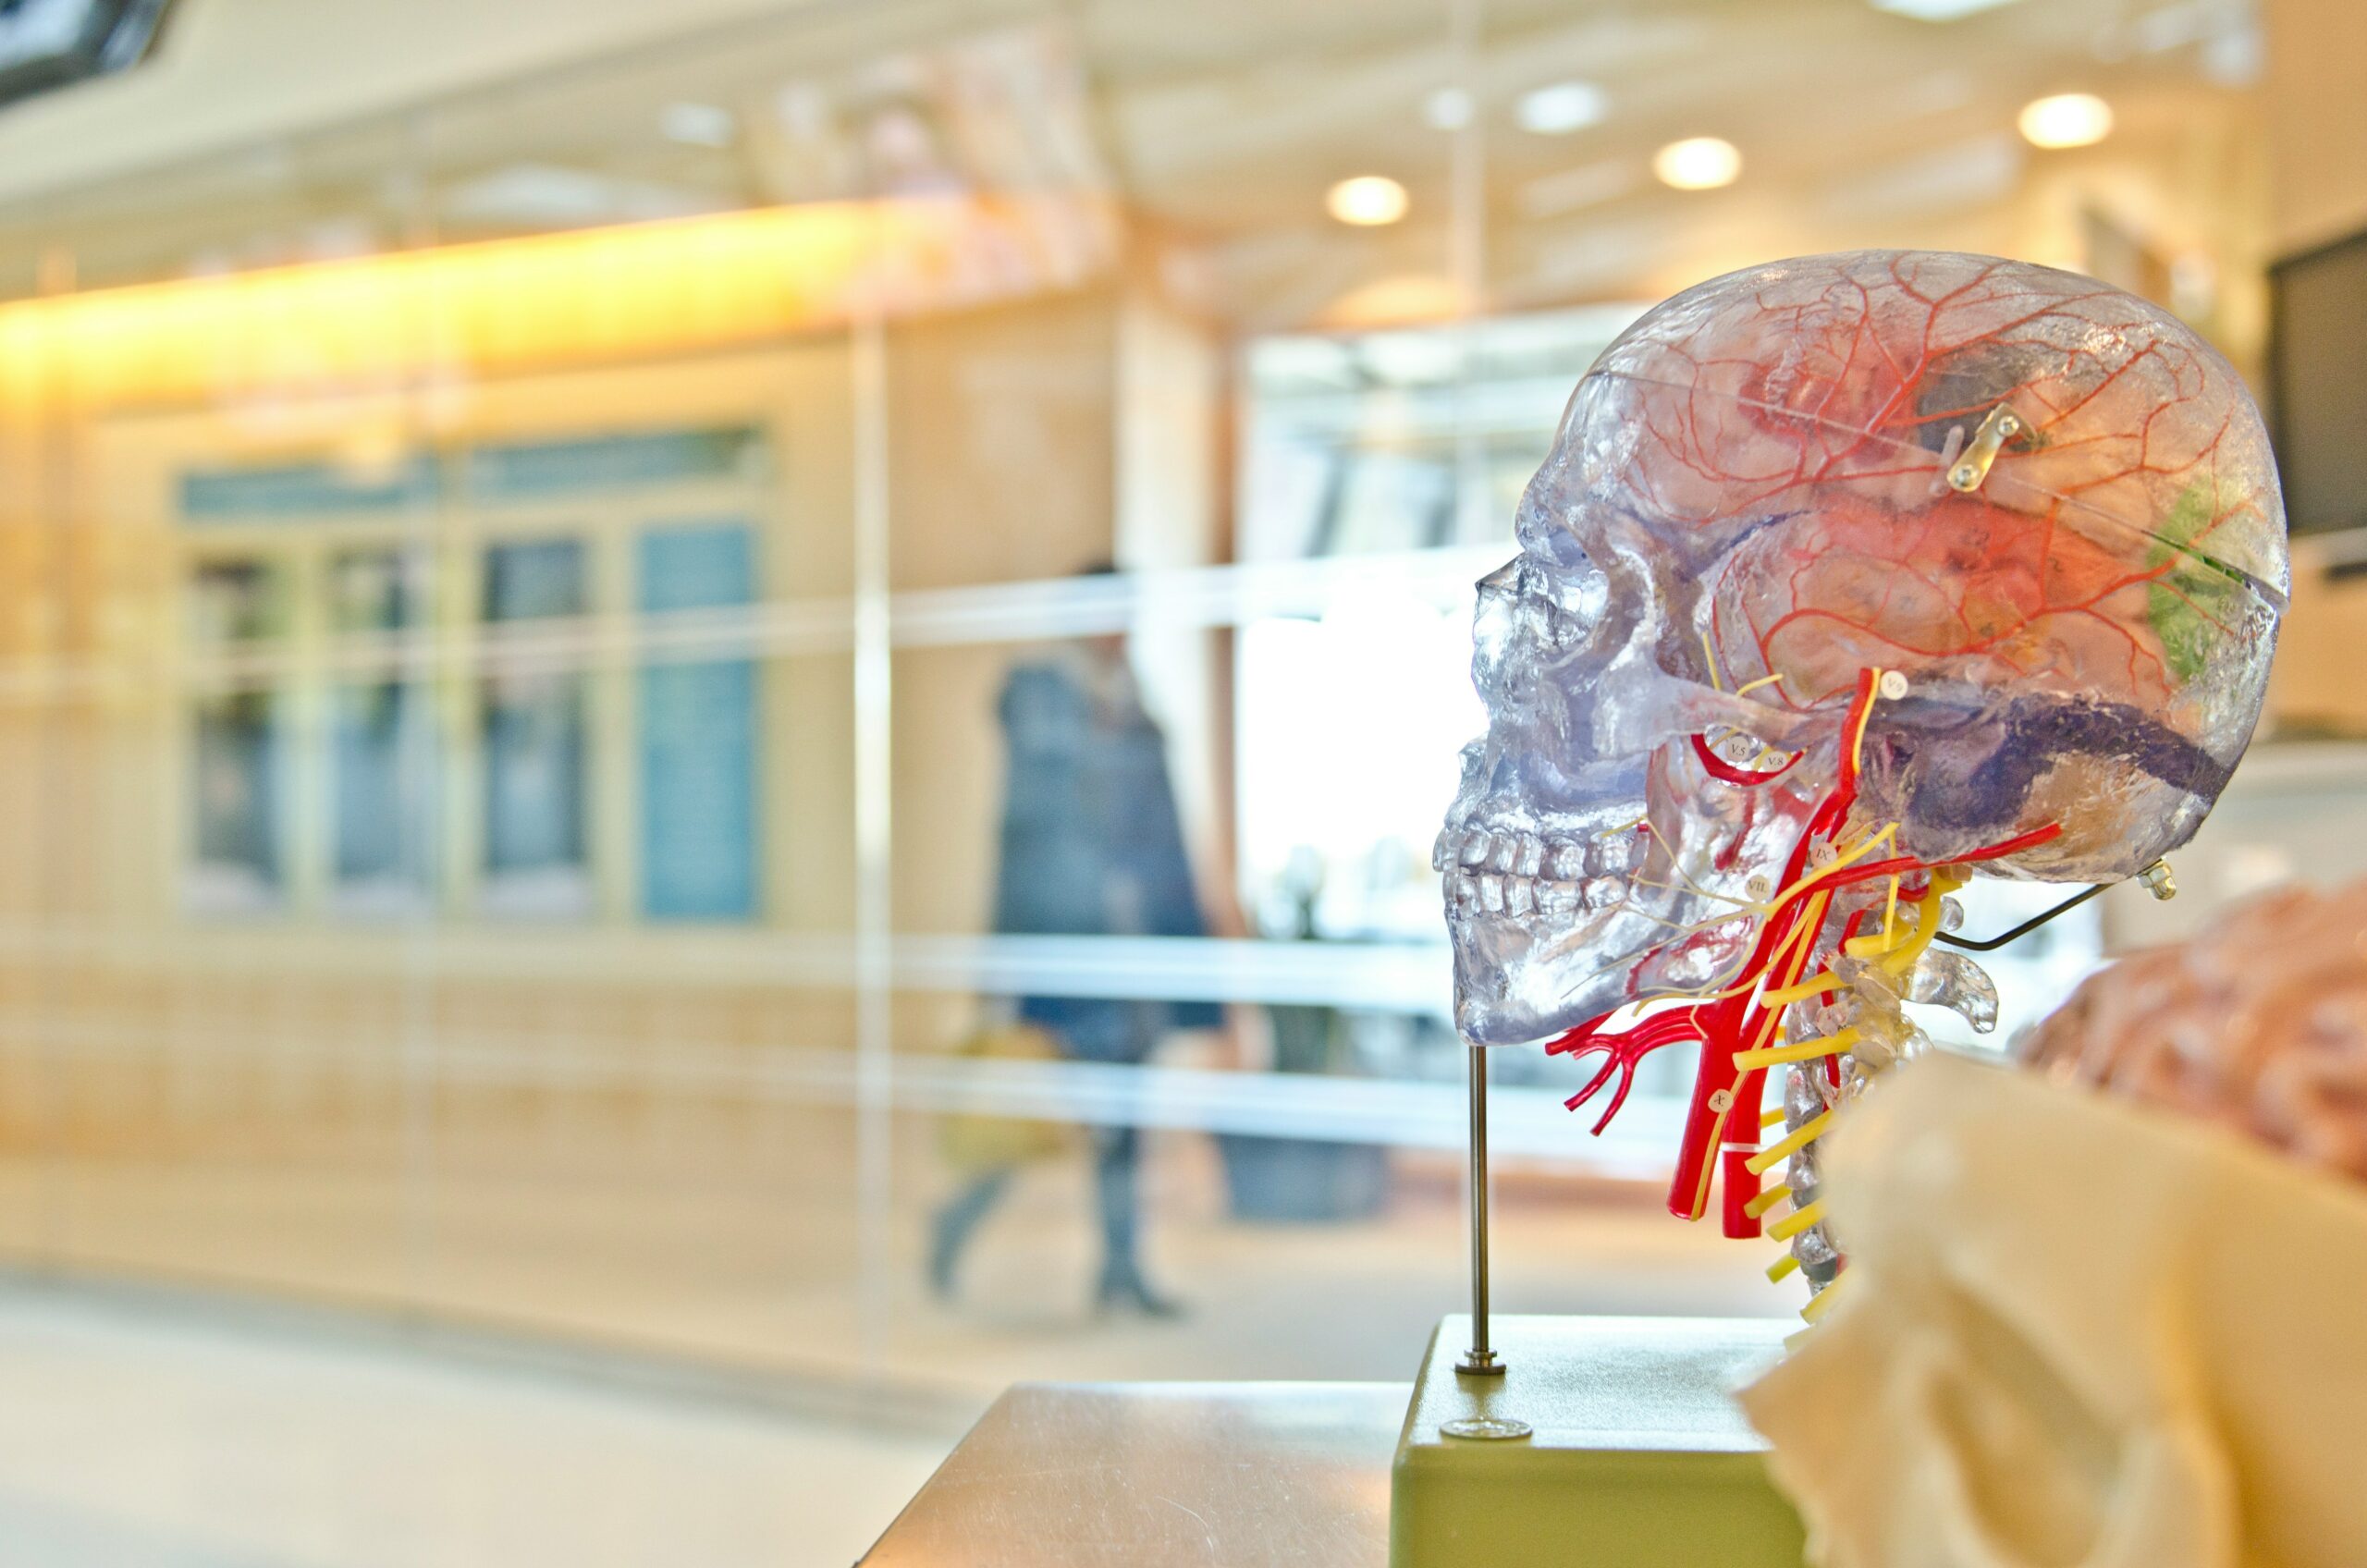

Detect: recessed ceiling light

[1652,137,1741,190]
[1515,81,1608,136]
[660,102,736,148]
[1423,87,1475,131]
[2017,92,2112,150]
[1869,0,2024,19]
[1327,175,1410,227]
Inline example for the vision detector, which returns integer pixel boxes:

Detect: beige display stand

[1392,1315,1804,1567]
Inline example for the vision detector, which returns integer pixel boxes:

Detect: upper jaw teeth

[1444,868,1621,916]
[1435,823,1639,919]
[1433,824,1644,877]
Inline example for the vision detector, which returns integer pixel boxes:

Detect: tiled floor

[889,1149,1790,1393]
[0,1120,1791,1401]
[0,1282,950,1568]
[0,1116,1796,1565]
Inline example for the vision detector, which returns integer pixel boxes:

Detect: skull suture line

[1440,251,2287,1280]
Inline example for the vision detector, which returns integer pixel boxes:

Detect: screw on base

[1456,1346,1505,1378]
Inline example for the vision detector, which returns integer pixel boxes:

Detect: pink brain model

[2018,879,2367,1184]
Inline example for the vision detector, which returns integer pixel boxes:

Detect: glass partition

[0,0,2300,1411]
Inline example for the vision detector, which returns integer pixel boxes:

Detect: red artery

[1543,671,2064,1238]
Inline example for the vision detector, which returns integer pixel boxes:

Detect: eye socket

[1508,552,1607,643]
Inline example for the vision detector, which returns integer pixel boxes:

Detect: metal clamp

[1944,405,2023,493]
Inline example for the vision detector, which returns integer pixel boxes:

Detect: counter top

[861,1380,1404,1567]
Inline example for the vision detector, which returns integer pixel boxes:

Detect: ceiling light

[1869,0,2024,19]
[2017,92,2112,150]
[660,102,736,148]
[1423,87,1474,131]
[1651,137,1741,191]
[1515,81,1608,136]
[1327,175,1409,227]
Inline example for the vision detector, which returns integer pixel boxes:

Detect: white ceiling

[0,0,2271,328]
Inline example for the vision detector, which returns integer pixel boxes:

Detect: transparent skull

[1439,250,2287,1240]
[1444,250,2285,1046]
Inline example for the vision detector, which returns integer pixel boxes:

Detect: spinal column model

[1438,251,2287,1297]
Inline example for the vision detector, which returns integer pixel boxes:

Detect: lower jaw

[1447,910,1646,1047]
[1449,884,1760,1046]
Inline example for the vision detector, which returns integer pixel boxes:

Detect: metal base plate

[1390,1315,1807,1568]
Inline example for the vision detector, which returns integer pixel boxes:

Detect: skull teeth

[1436,817,1650,909]
[1588,830,1648,876]
[1438,827,1646,876]
[1442,868,1625,916]
[1513,833,1544,876]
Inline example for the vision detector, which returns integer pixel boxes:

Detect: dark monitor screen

[0,0,172,111]
[2270,230,2367,536]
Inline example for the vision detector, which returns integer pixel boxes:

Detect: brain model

[1439,251,2287,1292]
[2018,879,2367,1183]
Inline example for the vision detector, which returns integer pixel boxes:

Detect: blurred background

[1,0,2366,1561]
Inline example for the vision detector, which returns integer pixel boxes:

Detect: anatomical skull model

[1440,251,2287,1292]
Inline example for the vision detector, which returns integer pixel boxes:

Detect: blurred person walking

[929,567,1217,1317]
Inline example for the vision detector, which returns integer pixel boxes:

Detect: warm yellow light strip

[0,192,1114,412]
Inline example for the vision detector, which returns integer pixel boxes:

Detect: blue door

[637,523,759,920]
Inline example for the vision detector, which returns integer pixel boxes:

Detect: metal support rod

[1457,1040,1504,1376]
